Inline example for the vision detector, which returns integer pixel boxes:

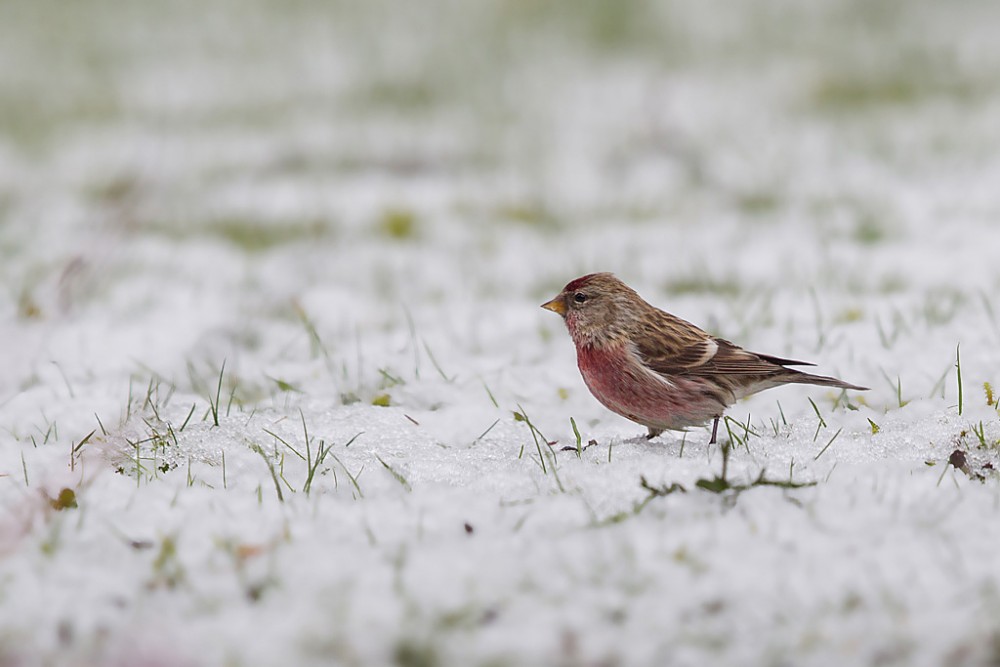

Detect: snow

[2,0,1000,665]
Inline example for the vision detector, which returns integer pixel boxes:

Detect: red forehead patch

[564,273,602,293]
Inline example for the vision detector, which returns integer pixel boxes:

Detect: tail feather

[785,370,868,391]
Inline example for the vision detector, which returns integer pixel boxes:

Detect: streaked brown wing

[688,340,791,376]
[633,307,816,378]
[755,352,815,367]
[631,308,715,372]
[638,330,792,378]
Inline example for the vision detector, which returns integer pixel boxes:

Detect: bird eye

[573,292,588,303]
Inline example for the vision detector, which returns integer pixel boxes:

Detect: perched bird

[541,273,867,443]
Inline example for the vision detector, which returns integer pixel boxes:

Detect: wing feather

[633,309,799,378]
[755,353,816,367]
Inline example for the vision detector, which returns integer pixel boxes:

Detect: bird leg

[646,427,663,440]
[709,416,720,445]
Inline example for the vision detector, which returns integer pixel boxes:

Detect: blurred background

[2,0,1000,415]
[5,6,1000,665]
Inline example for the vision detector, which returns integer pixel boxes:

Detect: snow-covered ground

[3,1,1000,665]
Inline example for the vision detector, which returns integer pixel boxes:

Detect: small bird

[541,273,867,444]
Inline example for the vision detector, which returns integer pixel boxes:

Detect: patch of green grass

[211,219,332,252]
[150,535,185,589]
[393,637,439,667]
[811,55,986,112]
[565,0,660,52]
[85,174,140,205]
[663,275,742,298]
[495,202,560,230]
[48,488,78,511]
[143,219,334,252]
[834,307,864,324]
[813,73,922,109]
[877,274,909,294]
[734,191,781,216]
[853,217,888,245]
[0,91,122,151]
[353,79,441,112]
[16,287,42,320]
[378,208,419,240]
[500,0,670,55]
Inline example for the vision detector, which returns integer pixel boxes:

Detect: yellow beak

[540,296,566,316]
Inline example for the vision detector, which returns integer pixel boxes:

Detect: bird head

[541,273,640,344]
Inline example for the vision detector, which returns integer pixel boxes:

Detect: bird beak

[540,296,566,316]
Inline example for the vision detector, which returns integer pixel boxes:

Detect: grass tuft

[207,360,226,427]
[807,397,827,442]
[378,208,419,240]
[956,344,964,416]
[49,488,78,511]
[472,419,500,446]
[249,442,285,503]
[70,429,96,472]
[376,455,412,492]
[393,637,438,667]
[570,417,583,458]
[619,440,817,523]
[514,405,563,490]
[814,428,843,461]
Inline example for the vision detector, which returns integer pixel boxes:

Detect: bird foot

[708,416,721,445]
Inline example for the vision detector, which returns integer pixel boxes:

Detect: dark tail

[784,369,868,391]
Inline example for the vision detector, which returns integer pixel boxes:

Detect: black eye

[573,292,588,303]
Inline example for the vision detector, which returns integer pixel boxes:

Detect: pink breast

[575,343,723,430]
